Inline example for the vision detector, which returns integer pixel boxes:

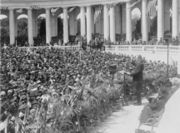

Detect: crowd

[1,46,177,107]
[1,33,179,48]
[0,45,178,132]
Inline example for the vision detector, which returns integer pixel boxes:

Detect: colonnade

[7,0,179,46]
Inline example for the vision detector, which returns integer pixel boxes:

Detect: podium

[109,64,117,75]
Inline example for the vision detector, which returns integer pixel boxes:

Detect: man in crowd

[132,55,144,105]
[128,55,144,105]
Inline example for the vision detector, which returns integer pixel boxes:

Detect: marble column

[32,13,38,38]
[86,6,92,43]
[141,0,148,41]
[51,15,58,37]
[28,8,33,46]
[103,4,109,40]
[9,8,15,45]
[157,0,164,40]
[46,8,51,44]
[126,2,132,42]
[172,0,179,38]
[63,7,69,44]
[80,6,86,37]
[109,5,116,43]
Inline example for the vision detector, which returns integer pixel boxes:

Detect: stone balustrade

[106,45,180,53]
[18,45,80,51]
[105,44,180,74]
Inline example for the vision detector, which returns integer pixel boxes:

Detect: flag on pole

[16,8,23,13]
[94,6,102,24]
[169,8,172,17]
[51,8,59,16]
[76,12,81,20]
[68,7,76,13]
[147,0,157,19]
[130,0,141,8]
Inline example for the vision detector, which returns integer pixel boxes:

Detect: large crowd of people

[1,33,180,47]
[0,42,178,132]
[1,46,177,108]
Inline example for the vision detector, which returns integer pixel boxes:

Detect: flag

[51,8,59,16]
[76,12,81,20]
[16,8,23,13]
[147,0,157,19]
[94,6,102,24]
[169,8,172,17]
[130,0,141,8]
[68,7,76,13]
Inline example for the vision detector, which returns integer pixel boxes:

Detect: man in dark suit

[130,55,144,105]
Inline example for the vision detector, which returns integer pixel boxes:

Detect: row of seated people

[1,34,180,47]
[1,46,177,107]
[1,47,142,108]
[1,46,175,98]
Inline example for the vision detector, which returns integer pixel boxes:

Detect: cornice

[0,0,131,9]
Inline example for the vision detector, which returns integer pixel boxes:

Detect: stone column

[63,7,69,44]
[172,0,179,38]
[126,2,132,42]
[157,0,164,40]
[32,13,38,38]
[104,4,109,40]
[9,8,15,45]
[109,5,116,43]
[141,0,148,41]
[80,6,86,37]
[91,8,94,34]
[28,8,33,46]
[86,6,92,43]
[51,15,58,37]
[46,8,51,44]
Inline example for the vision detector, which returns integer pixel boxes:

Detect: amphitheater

[0,0,180,133]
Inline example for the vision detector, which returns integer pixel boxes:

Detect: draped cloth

[94,6,102,24]
[147,0,157,19]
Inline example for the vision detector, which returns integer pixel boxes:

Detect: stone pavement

[91,99,148,133]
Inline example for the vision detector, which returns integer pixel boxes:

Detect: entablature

[0,0,131,9]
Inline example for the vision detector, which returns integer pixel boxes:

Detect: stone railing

[19,45,80,51]
[105,45,180,74]
[105,45,180,53]
[105,44,180,64]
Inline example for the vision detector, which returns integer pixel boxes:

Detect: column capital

[63,7,68,9]
[9,7,15,11]
[27,7,32,10]
[0,6,9,10]
[45,7,51,10]
[29,5,40,9]
[109,3,116,8]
